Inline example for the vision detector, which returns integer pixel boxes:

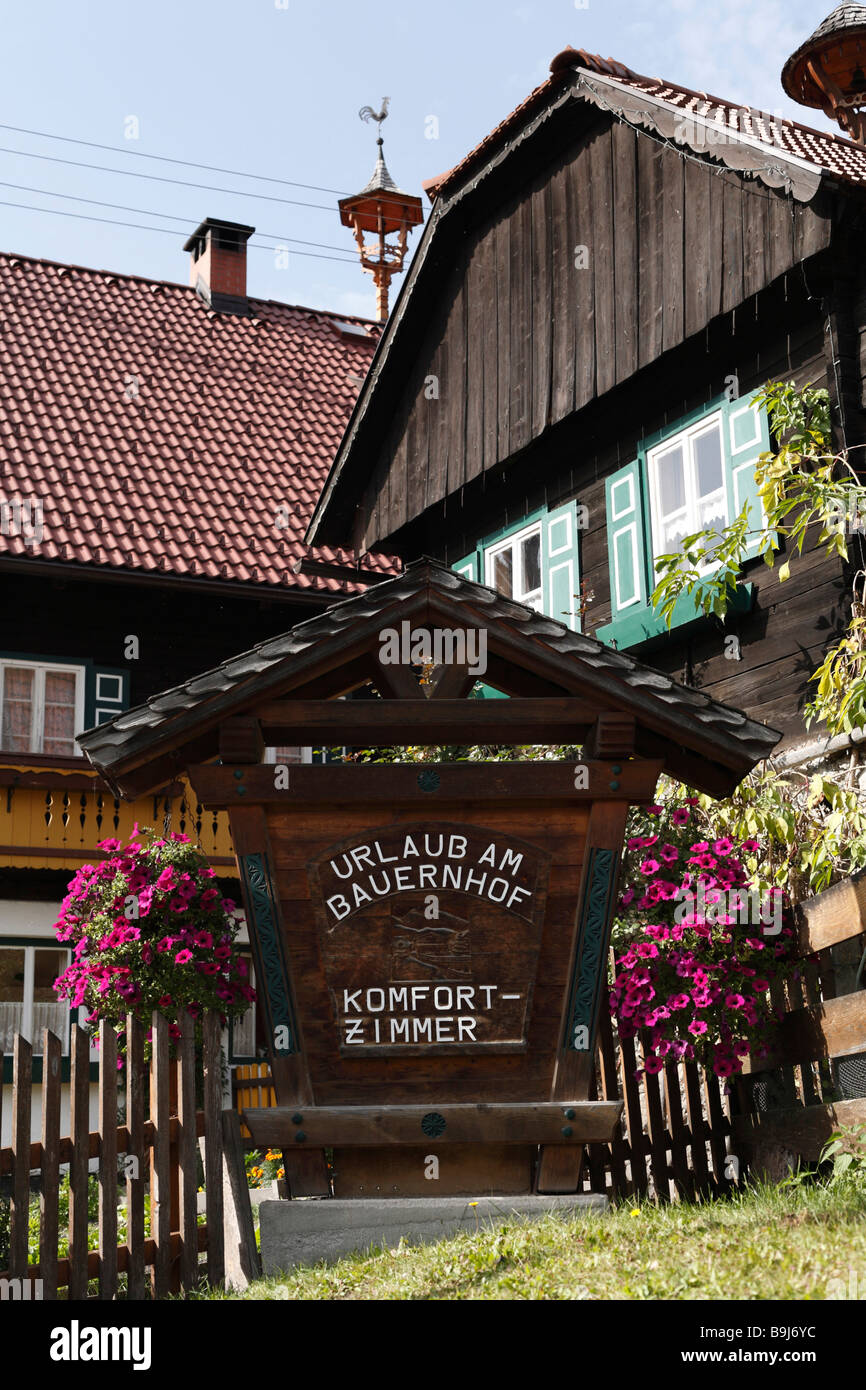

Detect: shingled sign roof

[0,251,391,596]
[78,558,781,800]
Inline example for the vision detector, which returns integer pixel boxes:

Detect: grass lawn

[193,1178,866,1301]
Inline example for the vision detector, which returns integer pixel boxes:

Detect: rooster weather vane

[338,97,422,321]
[358,96,390,131]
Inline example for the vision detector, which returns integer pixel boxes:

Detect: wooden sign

[309,822,550,1054]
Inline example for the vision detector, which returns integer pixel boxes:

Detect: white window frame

[484,520,543,610]
[0,658,86,756]
[646,410,727,576]
[263,745,314,765]
[228,950,259,1061]
[0,941,73,1053]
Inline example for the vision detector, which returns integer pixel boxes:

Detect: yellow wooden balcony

[0,763,236,874]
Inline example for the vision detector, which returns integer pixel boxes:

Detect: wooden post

[39,1029,62,1300]
[176,1012,199,1294]
[149,1012,171,1298]
[68,1025,90,1300]
[125,1014,146,1300]
[98,1021,118,1299]
[537,798,631,1193]
[203,1012,225,1287]
[9,1034,32,1281]
[167,1059,181,1294]
[231,802,329,1198]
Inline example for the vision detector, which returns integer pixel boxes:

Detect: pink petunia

[688,1019,708,1036]
[671,808,690,827]
[174,949,193,965]
[639,859,660,876]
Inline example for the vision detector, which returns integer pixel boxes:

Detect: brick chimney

[183,217,255,314]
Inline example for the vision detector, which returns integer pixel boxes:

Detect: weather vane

[358,96,391,134]
[338,99,423,321]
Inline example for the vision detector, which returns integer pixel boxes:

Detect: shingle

[0,255,395,592]
[424,48,866,201]
[79,558,781,774]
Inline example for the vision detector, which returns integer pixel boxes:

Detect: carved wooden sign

[309,822,551,1055]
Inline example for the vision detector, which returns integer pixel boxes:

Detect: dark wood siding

[397,275,844,747]
[350,118,832,552]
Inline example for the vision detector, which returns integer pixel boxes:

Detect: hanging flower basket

[53,827,254,1058]
[610,797,798,1081]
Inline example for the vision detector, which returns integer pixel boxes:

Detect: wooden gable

[309,103,833,554]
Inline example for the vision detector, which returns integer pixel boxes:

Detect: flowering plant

[53,828,254,1056]
[610,794,797,1081]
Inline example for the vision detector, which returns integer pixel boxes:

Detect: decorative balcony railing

[0,765,236,873]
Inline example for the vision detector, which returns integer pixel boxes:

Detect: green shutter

[84,666,129,729]
[605,460,648,619]
[722,393,771,559]
[543,500,582,631]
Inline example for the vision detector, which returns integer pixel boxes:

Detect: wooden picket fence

[579,990,736,1202]
[0,1011,258,1299]
[581,875,866,1199]
[733,873,866,1170]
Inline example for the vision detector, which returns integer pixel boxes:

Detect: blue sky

[0,0,841,318]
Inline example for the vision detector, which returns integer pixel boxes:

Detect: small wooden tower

[783,4,866,143]
[339,99,424,322]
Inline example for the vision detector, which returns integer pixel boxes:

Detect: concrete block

[260,1193,607,1272]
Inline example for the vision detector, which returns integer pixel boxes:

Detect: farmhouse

[308,12,866,768]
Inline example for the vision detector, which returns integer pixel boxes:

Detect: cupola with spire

[782,4,866,142]
[338,98,423,321]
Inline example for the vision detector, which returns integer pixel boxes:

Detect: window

[647,412,726,570]
[454,500,582,631]
[597,393,770,650]
[0,944,72,1054]
[0,660,84,756]
[228,951,259,1061]
[486,523,543,609]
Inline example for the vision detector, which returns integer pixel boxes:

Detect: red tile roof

[0,251,392,594]
[423,48,866,200]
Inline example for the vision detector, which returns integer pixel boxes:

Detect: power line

[0,198,359,264]
[0,144,336,212]
[0,121,350,196]
[0,179,360,256]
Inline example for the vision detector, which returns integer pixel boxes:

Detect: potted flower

[53,827,254,1056]
[610,796,797,1083]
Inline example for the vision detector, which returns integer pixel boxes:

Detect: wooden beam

[426,663,482,700]
[252,696,599,745]
[796,875,866,953]
[369,656,425,700]
[741,991,866,1072]
[230,805,330,1199]
[538,797,631,1193]
[243,1101,622,1148]
[733,1098,866,1162]
[189,758,664,808]
[583,712,636,760]
[218,717,264,765]
[290,557,395,585]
